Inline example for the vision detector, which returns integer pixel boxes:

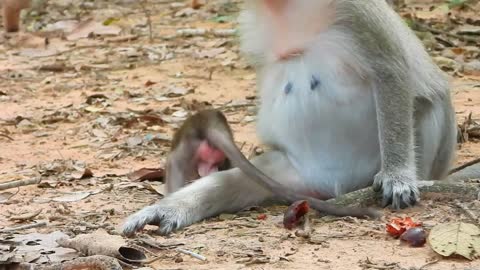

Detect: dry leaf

[57,229,146,263]
[429,222,480,260]
[144,182,166,195]
[67,19,122,41]
[0,192,15,203]
[4,231,78,264]
[71,168,94,180]
[128,168,164,182]
[52,189,101,202]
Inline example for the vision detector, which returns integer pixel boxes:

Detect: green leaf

[103,17,119,26]
[428,222,480,260]
[211,15,233,23]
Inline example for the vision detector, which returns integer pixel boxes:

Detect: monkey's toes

[122,205,190,237]
[122,215,148,237]
[374,171,419,210]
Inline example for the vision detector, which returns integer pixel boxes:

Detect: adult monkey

[123,0,461,236]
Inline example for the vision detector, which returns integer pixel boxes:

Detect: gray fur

[122,0,465,236]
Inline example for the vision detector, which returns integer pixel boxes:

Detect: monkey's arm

[348,2,419,209]
[371,67,419,209]
[123,151,300,236]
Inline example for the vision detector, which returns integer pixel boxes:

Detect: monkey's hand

[373,169,419,209]
[122,202,193,237]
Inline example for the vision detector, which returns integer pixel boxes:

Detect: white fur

[122,0,455,236]
[256,28,380,198]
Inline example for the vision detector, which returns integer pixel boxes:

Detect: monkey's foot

[372,170,419,209]
[122,204,192,237]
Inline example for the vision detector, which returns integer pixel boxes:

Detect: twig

[176,248,207,261]
[0,188,19,203]
[330,180,480,207]
[419,259,440,270]
[454,200,478,223]
[0,178,41,191]
[360,263,396,270]
[0,221,47,233]
[0,133,14,141]
[450,157,480,174]
[140,0,153,42]
[9,209,43,221]
[137,237,183,250]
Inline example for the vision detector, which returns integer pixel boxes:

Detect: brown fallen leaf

[67,19,122,41]
[128,168,164,182]
[56,229,147,263]
[5,231,78,265]
[71,168,94,180]
[145,80,157,87]
[9,209,43,221]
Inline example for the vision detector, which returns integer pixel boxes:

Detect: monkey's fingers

[122,205,164,237]
[374,172,419,209]
[122,204,189,237]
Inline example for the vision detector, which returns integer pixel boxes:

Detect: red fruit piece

[257,214,267,220]
[283,200,309,230]
[386,217,422,237]
[400,227,427,247]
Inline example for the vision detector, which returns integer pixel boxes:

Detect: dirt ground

[1,0,480,269]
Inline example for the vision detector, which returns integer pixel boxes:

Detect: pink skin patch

[262,0,335,61]
[263,0,306,61]
[196,141,226,177]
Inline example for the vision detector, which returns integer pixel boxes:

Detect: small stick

[0,134,14,141]
[9,209,43,221]
[176,248,207,261]
[419,259,440,270]
[140,0,153,42]
[0,221,47,233]
[0,188,19,203]
[138,238,183,249]
[454,200,478,223]
[449,157,480,174]
[0,178,41,191]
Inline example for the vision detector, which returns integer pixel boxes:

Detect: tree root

[329,180,480,207]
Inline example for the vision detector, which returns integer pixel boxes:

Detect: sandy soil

[0,0,480,269]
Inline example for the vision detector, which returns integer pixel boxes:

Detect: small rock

[433,56,459,71]
[218,213,236,221]
[464,60,480,75]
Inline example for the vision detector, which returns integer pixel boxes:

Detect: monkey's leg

[2,0,31,32]
[429,97,456,180]
[123,150,301,236]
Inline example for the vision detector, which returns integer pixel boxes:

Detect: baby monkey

[166,109,379,219]
[166,109,233,193]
